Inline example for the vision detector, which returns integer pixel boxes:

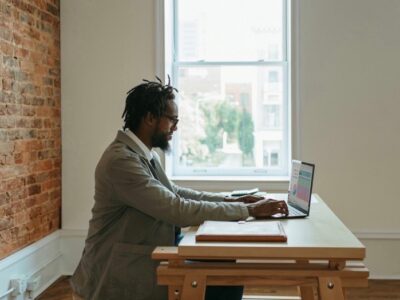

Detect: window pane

[177,0,284,62]
[263,104,281,129]
[174,65,286,174]
[262,141,282,168]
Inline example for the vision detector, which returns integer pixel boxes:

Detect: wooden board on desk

[196,220,287,242]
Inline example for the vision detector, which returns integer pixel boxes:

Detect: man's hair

[122,77,177,131]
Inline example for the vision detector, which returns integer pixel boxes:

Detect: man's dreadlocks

[122,76,178,131]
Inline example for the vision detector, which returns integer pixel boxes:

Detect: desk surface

[178,194,365,261]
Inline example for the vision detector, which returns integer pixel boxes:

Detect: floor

[36,276,400,300]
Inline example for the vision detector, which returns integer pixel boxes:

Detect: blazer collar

[115,130,148,159]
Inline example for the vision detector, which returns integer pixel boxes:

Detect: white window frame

[155,0,299,189]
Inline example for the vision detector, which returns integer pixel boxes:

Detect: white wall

[298,0,400,233]
[61,0,400,277]
[296,0,400,277]
[61,0,156,229]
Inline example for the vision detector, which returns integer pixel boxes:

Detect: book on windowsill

[195,220,287,242]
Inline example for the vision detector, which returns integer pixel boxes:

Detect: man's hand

[246,199,289,218]
[224,195,264,203]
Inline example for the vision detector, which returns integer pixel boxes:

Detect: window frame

[156,0,297,185]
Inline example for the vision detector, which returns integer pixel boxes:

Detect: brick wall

[0,0,60,259]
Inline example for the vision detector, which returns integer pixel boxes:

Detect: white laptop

[272,160,315,219]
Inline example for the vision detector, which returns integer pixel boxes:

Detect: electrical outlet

[10,277,27,296]
[27,275,41,292]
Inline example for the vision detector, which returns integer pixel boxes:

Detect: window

[263,104,281,129]
[268,71,279,83]
[262,141,282,168]
[167,0,290,177]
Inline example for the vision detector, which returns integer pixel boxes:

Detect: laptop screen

[287,160,315,212]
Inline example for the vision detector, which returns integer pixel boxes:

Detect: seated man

[70,78,288,300]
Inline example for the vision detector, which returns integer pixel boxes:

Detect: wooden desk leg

[298,286,315,300]
[168,285,182,300]
[318,277,345,300]
[295,259,315,299]
[181,274,206,300]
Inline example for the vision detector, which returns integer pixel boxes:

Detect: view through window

[170,0,290,176]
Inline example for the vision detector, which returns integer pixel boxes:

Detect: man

[70,78,288,300]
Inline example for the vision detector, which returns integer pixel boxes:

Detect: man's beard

[151,131,171,152]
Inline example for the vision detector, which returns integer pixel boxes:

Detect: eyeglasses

[163,114,179,127]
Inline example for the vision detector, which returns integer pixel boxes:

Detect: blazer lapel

[150,157,174,191]
[115,130,174,192]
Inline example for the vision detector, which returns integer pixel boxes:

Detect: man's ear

[143,112,157,127]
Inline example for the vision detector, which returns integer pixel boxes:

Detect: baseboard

[0,231,63,300]
[354,231,400,240]
[370,275,400,280]
[31,271,63,299]
[59,229,87,275]
[0,229,399,299]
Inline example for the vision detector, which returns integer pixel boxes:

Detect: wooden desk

[152,194,368,300]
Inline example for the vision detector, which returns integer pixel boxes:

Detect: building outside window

[167,0,290,177]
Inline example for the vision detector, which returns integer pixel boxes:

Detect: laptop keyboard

[288,205,304,216]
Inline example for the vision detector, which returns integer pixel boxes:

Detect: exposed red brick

[5,177,25,191]
[23,196,36,208]
[0,0,60,259]
[0,217,13,231]
[13,211,28,225]
[36,192,49,204]
[27,184,41,196]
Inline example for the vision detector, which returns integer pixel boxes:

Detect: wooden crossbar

[157,264,368,286]
[152,247,369,300]
[154,258,368,299]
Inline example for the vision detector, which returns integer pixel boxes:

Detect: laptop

[272,160,315,219]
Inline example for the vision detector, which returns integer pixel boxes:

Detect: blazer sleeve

[108,155,249,227]
[171,183,226,202]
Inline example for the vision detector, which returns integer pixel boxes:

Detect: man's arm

[170,183,287,218]
[108,155,249,227]
[172,183,266,204]
[171,183,227,202]
[148,152,287,219]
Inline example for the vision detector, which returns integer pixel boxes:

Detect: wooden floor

[37,276,400,300]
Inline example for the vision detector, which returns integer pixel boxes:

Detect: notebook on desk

[271,160,315,219]
[195,220,287,242]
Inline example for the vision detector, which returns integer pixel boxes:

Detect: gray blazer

[70,130,249,300]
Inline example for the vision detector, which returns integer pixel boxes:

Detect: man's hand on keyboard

[246,199,289,218]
